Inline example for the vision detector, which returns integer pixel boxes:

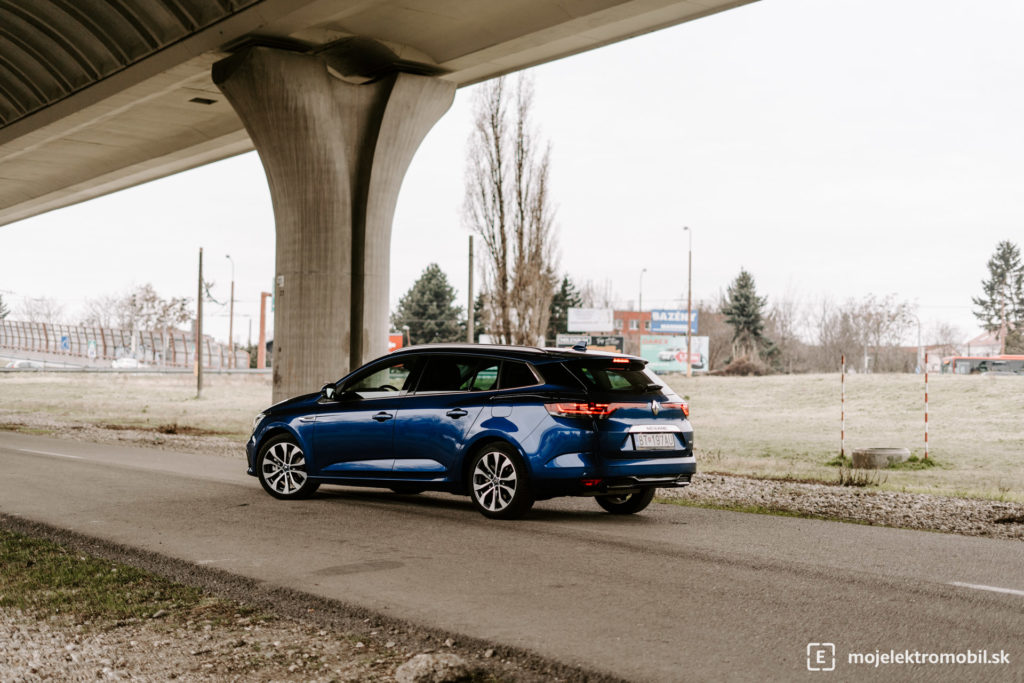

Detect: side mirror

[320,383,337,401]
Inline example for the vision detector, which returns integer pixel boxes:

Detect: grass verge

[0,528,254,626]
[657,496,874,527]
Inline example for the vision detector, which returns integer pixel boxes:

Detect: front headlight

[251,412,267,432]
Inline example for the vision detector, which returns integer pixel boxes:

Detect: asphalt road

[1,431,1022,681]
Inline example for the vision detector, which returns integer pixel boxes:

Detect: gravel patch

[661,473,1024,541]
[0,606,408,682]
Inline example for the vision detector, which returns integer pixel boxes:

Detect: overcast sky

[2,0,1022,347]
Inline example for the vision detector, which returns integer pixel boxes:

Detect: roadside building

[964,331,1002,357]
[612,310,651,355]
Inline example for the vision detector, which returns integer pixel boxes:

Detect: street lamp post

[638,268,647,313]
[225,254,235,369]
[683,226,693,378]
[402,324,411,347]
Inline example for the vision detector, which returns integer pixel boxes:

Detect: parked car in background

[246,344,695,519]
[4,360,43,369]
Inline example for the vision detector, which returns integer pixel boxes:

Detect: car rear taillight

[661,401,690,418]
[546,402,616,418]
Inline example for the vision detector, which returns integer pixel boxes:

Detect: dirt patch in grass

[995,515,1024,525]
[97,422,226,437]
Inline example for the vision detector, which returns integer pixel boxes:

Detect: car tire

[257,434,320,500]
[595,488,656,514]
[469,443,534,520]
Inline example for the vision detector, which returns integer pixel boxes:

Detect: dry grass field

[1,370,1022,502]
[665,372,1024,502]
[0,372,271,441]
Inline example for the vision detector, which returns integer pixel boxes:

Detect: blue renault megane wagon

[246,344,695,519]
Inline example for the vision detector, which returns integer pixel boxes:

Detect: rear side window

[567,361,656,394]
[415,356,499,393]
[499,361,539,389]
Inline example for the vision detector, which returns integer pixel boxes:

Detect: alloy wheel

[472,450,518,512]
[262,441,308,496]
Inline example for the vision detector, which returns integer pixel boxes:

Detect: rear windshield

[567,361,657,394]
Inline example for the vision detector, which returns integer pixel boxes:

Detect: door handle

[446,408,468,418]
[299,416,316,423]
[372,412,393,422]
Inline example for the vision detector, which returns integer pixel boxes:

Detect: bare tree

[699,298,732,372]
[810,295,915,372]
[82,285,191,332]
[19,297,65,325]
[766,293,808,373]
[857,294,915,372]
[80,294,123,328]
[926,321,965,359]
[464,75,557,345]
[578,279,614,309]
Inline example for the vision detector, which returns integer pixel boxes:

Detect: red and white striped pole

[924,351,929,460]
[841,354,846,460]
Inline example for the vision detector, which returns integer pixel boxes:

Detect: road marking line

[14,448,83,460]
[949,581,1024,598]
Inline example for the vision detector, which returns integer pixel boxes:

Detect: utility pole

[258,291,271,369]
[196,247,204,398]
[226,254,236,369]
[638,268,646,313]
[684,226,693,378]
[467,235,474,343]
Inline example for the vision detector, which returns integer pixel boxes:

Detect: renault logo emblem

[651,401,660,416]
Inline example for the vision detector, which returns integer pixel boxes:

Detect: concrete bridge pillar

[213,45,454,401]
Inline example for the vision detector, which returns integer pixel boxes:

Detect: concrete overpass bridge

[0,0,753,400]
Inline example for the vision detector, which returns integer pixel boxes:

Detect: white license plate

[634,433,676,450]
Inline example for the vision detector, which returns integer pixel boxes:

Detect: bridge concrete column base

[213,46,454,401]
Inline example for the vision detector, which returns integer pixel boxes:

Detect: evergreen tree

[390,264,464,345]
[546,275,582,342]
[0,294,9,319]
[972,240,1024,353]
[721,268,769,361]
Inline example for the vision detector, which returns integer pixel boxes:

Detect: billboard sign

[640,335,709,373]
[650,309,698,334]
[590,335,624,352]
[555,333,590,348]
[568,308,614,332]
[388,333,404,352]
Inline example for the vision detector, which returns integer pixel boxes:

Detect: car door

[390,354,496,480]
[312,355,419,476]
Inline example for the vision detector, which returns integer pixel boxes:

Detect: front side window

[343,358,416,397]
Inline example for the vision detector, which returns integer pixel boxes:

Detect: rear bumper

[585,473,692,495]
[534,452,695,498]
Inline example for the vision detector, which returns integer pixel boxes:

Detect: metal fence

[0,319,249,369]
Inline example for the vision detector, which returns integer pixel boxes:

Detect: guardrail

[0,366,270,374]
[0,319,249,369]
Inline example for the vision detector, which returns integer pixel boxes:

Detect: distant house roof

[967,330,1001,346]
